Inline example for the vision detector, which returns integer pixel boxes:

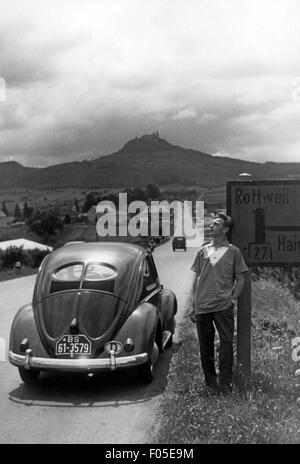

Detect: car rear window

[52,263,83,281]
[50,263,117,294]
[82,263,116,292]
[84,263,117,281]
[50,263,83,293]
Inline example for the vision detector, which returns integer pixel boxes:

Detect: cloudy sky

[0,0,300,167]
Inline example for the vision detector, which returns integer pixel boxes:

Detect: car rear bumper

[9,350,148,372]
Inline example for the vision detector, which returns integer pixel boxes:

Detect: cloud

[198,114,217,125]
[0,0,300,166]
[172,109,197,120]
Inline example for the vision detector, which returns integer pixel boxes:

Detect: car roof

[33,242,146,304]
[45,242,145,272]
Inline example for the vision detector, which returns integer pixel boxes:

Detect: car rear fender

[114,302,158,356]
[160,289,177,333]
[9,304,48,357]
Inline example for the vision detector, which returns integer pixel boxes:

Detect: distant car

[9,242,177,385]
[172,236,186,252]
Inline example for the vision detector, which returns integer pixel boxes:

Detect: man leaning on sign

[190,212,248,394]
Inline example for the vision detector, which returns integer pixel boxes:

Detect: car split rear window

[50,263,117,294]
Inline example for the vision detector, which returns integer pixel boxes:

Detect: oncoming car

[9,242,177,385]
[172,236,186,252]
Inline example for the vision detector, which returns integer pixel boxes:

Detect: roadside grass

[151,276,300,444]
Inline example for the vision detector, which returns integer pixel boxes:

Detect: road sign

[227,180,300,266]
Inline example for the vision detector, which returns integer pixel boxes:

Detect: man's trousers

[195,305,234,389]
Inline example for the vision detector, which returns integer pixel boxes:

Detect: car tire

[138,341,159,384]
[139,359,154,384]
[18,367,40,385]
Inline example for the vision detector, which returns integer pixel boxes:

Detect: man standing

[190,212,248,393]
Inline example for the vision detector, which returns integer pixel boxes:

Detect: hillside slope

[1,134,299,188]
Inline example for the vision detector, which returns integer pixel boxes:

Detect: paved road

[0,240,197,444]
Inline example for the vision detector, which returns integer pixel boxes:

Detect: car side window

[142,256,157,294]
[148,255,158,281]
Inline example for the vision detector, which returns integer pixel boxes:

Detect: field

[0,185,226,218]
[0,187,116,216]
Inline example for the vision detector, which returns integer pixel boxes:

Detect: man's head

[209,212,232,239]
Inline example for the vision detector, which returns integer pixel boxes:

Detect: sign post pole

[236,269,252,395]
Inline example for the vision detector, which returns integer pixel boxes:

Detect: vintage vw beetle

[9,242,177,385]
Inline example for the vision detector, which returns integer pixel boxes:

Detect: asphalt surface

[0,239,197,444]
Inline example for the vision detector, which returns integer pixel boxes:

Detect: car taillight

[124,338,134,352]
[20,338,29,353]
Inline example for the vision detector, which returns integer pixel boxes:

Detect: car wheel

[139,359,154,384]
[138,341,158,384]
[18,367,40,385]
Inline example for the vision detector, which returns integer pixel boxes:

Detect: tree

[82,192,99,213]
[74,198,79,212]
[13,203,22,220]
[23,202,33,219]
[125,187,146,202]
[28,212,64,236]
[64,214,71,224]
[145,184,160,200]
[1,201,9,216]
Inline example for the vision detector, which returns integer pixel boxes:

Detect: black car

[172,236,186,251]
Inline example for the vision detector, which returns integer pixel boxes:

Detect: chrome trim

[24,349,33,370]
[162,330,172,349]
[142,287,161,303]
[9,350,148,372]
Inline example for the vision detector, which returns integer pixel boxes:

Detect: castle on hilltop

[136,131,160,139]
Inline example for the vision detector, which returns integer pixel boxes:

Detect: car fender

[160,289,177,333]
[114,302,158,356]
[9,304,48,358]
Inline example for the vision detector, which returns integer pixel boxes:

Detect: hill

[0,133,299,189]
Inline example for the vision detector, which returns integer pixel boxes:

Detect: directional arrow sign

[227,180,300,266]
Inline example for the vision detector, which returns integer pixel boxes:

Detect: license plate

[55,335,91,356]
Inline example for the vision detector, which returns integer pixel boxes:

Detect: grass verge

[150,276,300,444]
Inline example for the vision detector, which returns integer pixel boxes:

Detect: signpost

[227,180,300,394]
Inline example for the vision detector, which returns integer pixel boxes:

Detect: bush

[252,266,300,300]
[23,248,50,268]
[0,246,50,269]
[0,246,25,268]
[28,211,64,236]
